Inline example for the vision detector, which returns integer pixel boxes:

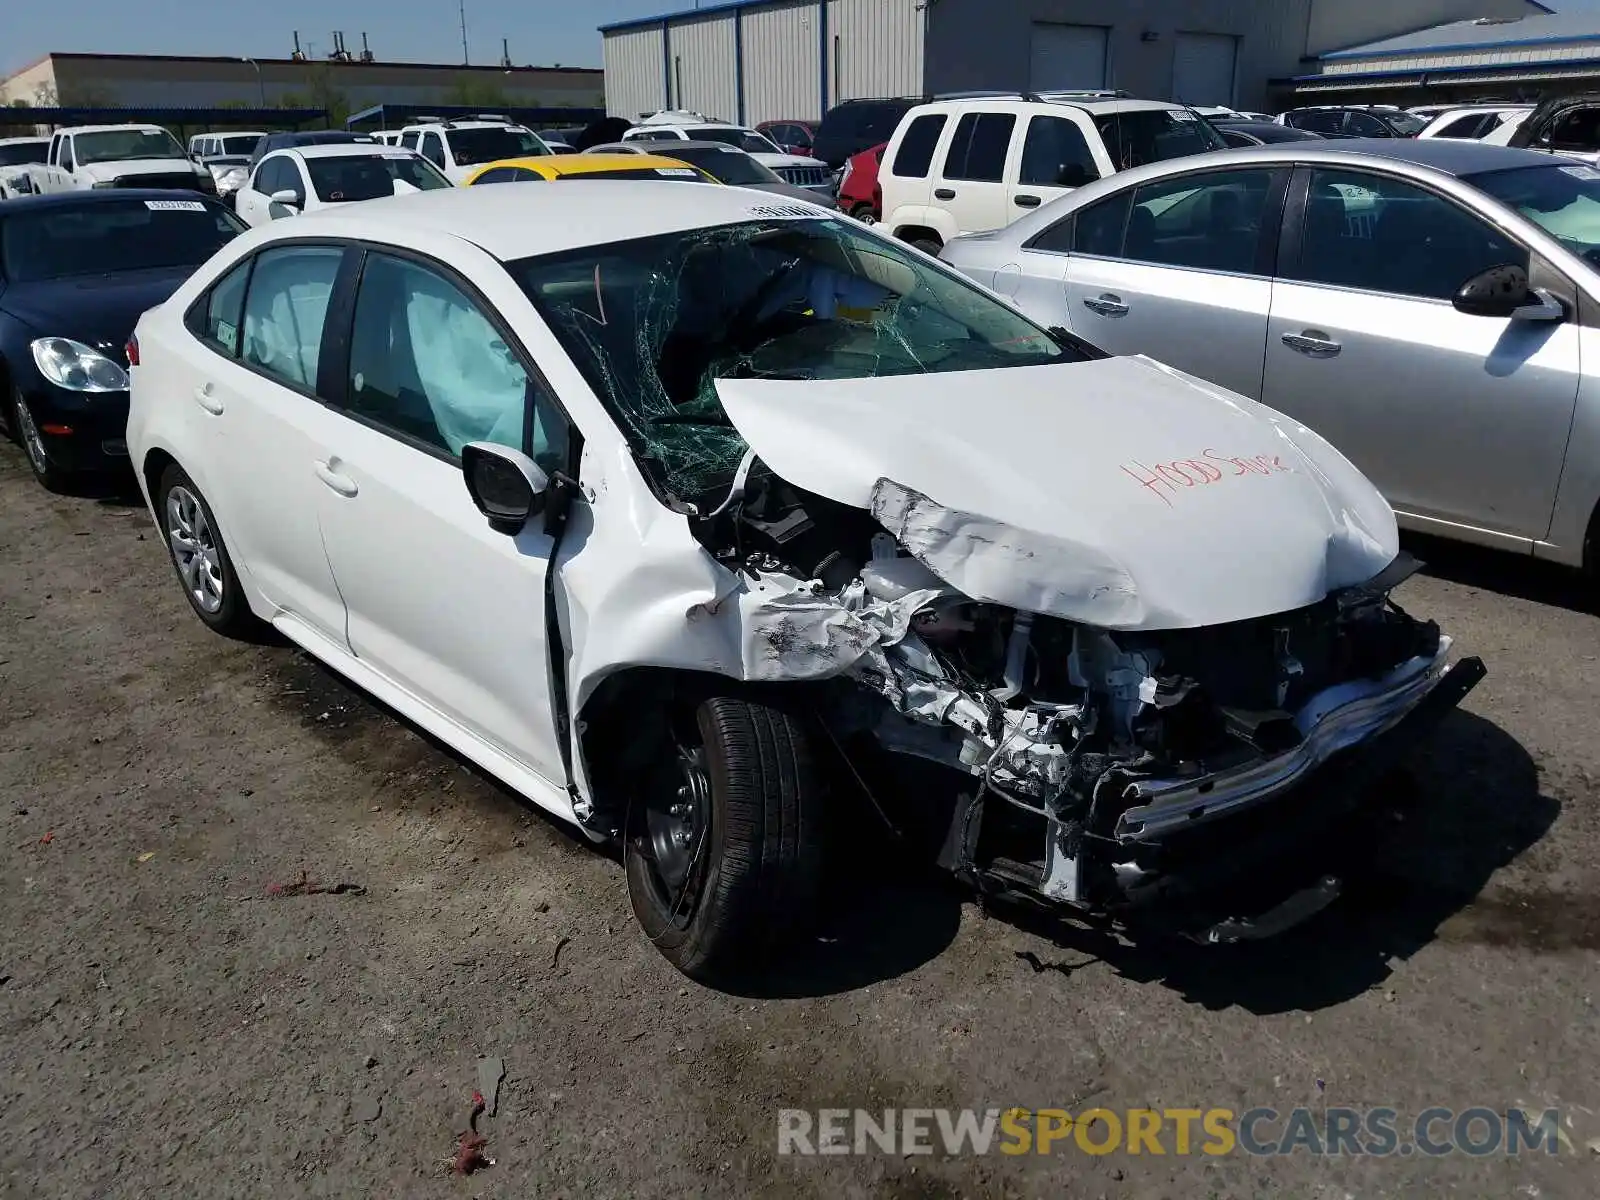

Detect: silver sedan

[940,139,1600,573]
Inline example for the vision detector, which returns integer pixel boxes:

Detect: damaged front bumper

[979,652,1486,941]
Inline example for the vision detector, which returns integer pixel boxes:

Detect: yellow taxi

[462,153,718,186]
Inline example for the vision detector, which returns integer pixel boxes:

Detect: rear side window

[1345,112,1387,137]
[472,167,521,184]
[240,246,344,392]
[401,131,420,150]
[1073,191,1132,256]
[1019,115,1099,188]
[891,114,946,178]
[942,112,1015,182]
[190,260,251,356]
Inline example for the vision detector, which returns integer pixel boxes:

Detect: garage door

[1172,32,1237,106]
[1029,23,1107,92]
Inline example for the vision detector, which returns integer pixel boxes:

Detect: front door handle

[1282,331,1342,358]
[313,459,358,497]
[1014,193,1041,208]
[1083,293,1130,317]
[933,187,956,200]
[192,383,223,415]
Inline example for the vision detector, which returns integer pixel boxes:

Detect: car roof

[909,95,1181,116]
[291,181,834,259]
[0,135,49,145]
[403,120,528,132]
[0,188,226,213]
[287,143,422,160]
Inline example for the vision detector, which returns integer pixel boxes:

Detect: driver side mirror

[462,442,549,533]
[1452,263,1565,322]
[268,187,302,213]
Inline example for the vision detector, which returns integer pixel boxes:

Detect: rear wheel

[625,693,825,982]
[909,235,942,255]
[156,464,258,638]
[850,204,878,225]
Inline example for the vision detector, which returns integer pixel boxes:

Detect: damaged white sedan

[126,183,1483,981]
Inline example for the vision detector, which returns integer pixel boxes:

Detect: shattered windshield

[513,216,1075,502]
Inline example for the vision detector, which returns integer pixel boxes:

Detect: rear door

[1008,111,1103,217]
[1063,165,1286,399]
[1262,166,1580,539]
[881,110,948,219]
[930,109,1019,234]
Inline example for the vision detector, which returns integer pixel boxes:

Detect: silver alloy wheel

[165,485,225,614]
[11,393,48,476]
[854,209,877,225]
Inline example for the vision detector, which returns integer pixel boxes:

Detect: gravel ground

[2,441,1598,1198]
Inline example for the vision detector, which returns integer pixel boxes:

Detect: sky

[2,1,687,78]
[6,0,1600,80]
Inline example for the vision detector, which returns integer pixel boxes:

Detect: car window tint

[420,133,446,167]
[240,246,343,390]
[942,112,1015,182]
[1029,213,1075,253]
[472,166,518,184]
[891,113,946,177]
[1123,169,1275,273]
[1072,191,1132,256]
[1549,107,1600,153]
[1018,115,1098,188]
[401,131,420,149]
[196,260,250,356]
[1219,127,1255,147]
[1292,169,1528,301]
[1436,113,1489,139]
[346,254,564,465]
[1345,112,1386,137]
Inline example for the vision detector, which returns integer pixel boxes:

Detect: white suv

[622,110,832,191]
[398,116,552,184]
[879,94,1226,251]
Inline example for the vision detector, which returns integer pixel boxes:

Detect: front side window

[514,217,1073,500]
[942,112,1016,182]
[305,153,451,201]
[401,131,420,150]
[666,146,778,185]
[471,166,523,185]
[1547,106,1600,154]
[0,199,244,283]
[691,128,781,155]
[892,114,947,178]
[240,246,344,390]
[419,133,446,167]
[1292,169,1527,301]
[1019,115,1099,188]
[1470,162,1600,269]
[1122,168,1276,273]
[1345,112,1388,137]
[346,254,559,462]
[1287,110,1343,135]
[1094,110,1225,171]
[73,128,187,165]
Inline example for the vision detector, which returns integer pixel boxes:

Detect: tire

[850,204,878,225]
[625,693,825,982]
[9,386,70,493]
[155,463,258,638]
[909,236,942,255]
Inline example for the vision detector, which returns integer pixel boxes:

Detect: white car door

[1262,167,1581,541]
[929,110,1019,235]
[1006,112,1105,218]
[1063,166,1285,401]
[183,244,352,643]
[310,246,572,783]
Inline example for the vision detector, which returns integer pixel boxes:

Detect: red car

[836,141,885,223]
[755,120,818,156]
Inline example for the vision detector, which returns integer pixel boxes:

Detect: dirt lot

[2,440,1598,1198]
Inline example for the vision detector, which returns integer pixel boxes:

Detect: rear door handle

[313,459,358,497]
[1282,331,1342,358]
[192,383,223,415]
[1014,194,1041,208]
[1083,294,1129,317]
[933,187,955,200]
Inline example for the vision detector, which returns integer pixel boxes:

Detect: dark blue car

[0,189,244,490]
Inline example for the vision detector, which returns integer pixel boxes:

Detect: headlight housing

[30,337,130,393]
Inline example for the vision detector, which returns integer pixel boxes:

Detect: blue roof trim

[600,0,772,34]
[1324,28,1600,62]
[1292,54,1600,83]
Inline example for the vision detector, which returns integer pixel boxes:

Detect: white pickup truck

[21,125,217,196]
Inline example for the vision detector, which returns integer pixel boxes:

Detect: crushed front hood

[716,356,1398,630]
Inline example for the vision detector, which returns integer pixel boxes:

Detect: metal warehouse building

[1290,10,1600,104]
[600,0,1547,124]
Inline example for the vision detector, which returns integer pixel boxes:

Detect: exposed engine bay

[690,464,1478,928]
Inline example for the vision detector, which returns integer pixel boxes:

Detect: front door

[1064,166,1284,400]
[312,248,573,783]
[1262,167,1580,540]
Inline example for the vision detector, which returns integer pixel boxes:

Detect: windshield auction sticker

[143,199,208,212]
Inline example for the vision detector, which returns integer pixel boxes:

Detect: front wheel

[156,464,258,638]
[8,386,69,492]
[625,693,825,982]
